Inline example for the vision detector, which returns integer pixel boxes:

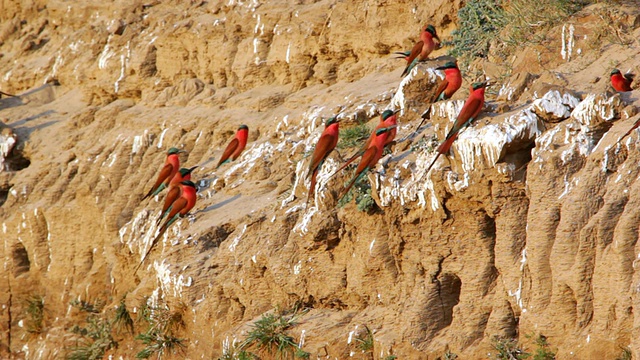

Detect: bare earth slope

[1,0,640,359]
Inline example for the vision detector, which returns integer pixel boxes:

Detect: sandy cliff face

[1,0,640,359]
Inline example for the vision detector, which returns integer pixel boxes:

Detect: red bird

[142,147,186,200]
[156,166,197,225]
[425,81,489,174]
[338,126,396,201]
[216,125,249,169]
[307,117,340,203]
[332,109,399,177]
[135,180,198,274]
[168,166,197,189]
[401,25,440,77]
[416,61,463,132]
[610,69,634,92]
[430,61,463,103]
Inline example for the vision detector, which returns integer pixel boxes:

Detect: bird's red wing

[445,97,483,140]
[308,133,337,175]
[428,78,449,103]
[161,186,182,215]
[180,191,197,215]
[405,41,424,66]
[144,163,174,198]
[164,198,188,224]
[356,145,378,174]
[217,138,239,167]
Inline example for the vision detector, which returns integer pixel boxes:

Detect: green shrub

[354,325,374,353]
[135,301,186,359]
[529,334,555,360]
[66,315,117,360]
[448,0,591,65]
[112,297,134,335]
[448,0,507,63]
[337,176,376,213]
[239,307,309,359]
[338,124,371,150]
[492,336,531,359]
[24,295,45,334]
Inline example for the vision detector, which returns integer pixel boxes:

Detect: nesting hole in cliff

[0,187,8,207]
[197,223,235,252]
[438,272,462,327]
[4,147,31,171]
[12,243,30,276]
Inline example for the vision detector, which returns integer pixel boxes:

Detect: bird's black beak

[393,109,401,115]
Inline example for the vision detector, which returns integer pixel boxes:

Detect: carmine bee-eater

[150,165,197,198]
[216,125,249,169]
[307,117,340,204]
[415,61,463,132]
[424,81,489,174]
[142,147,186,200]
[402,25,440,77]
[155,166,198,225]
[610,69,634,92]
[135,180,197,274]
[429,61,463,103]
[332,110,399,177]
[338,126,397,201]
[169,166,197,188]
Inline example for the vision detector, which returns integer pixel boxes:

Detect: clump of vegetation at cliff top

[23,295,45,335]
[239,306,309,359]
[135,300,186,359]
[448,0,591,65]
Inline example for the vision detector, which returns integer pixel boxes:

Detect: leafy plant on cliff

[135,300,186,359]
[337,123,371,150]
[112,297,134,335]
[354,325,374,353]
[447,0,507,64]
[492,336,531,359]
[66,315,117,360]
[239,307,309,359]
[23,295,45,334]
[448,0,591,65]
[337,176,376,213]
[527,334,555,360]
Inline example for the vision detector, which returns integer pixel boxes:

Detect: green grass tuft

[337,176,376,213]
[66,315,117,360]
[354,325,374,353]
[135,301,186,359]
[448,0,591,65]
[24,295,45,334]
[492,336,531,359]
[112,297,134,335]
[239,307,309,359]
[337,124,371,150]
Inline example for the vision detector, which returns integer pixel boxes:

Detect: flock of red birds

[135,24,636,272]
